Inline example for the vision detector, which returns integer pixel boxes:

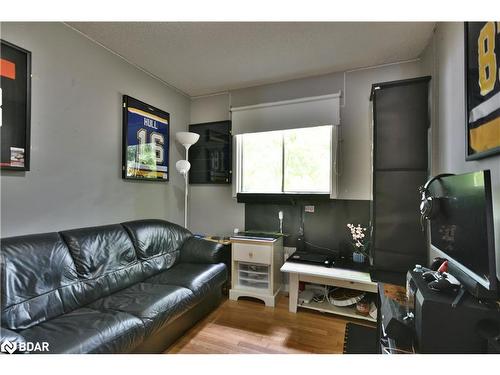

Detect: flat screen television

[428,170,498,296]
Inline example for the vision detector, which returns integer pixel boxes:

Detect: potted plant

[347,223,370,263]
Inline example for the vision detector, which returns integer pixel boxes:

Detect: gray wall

[421,23,500,280]
[189,93,245,235]
[189,61,424,235]
[0,23,191,237]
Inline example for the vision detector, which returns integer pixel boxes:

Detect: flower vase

[352,251,366,264]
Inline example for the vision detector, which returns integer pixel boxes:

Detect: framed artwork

[189,120,232,184]
[464,22,500,160]
[122,95,170,181]
[0,39,31,171]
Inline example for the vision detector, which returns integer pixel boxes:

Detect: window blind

[231,92,341,199]
[230,92,341,135]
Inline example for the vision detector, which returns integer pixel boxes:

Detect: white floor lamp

[175,132,200,228]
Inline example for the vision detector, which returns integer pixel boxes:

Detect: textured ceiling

[68,22,435,96]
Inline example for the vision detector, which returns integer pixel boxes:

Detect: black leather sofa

[0,219,227,354]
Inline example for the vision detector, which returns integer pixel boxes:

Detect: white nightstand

[229,235,284,307]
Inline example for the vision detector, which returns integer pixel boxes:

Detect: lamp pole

[175,132,200,228]
[183,146,189,228]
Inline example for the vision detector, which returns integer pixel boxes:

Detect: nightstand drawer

[233,242,272,265]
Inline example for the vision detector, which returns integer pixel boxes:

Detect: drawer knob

[249,252,253,258]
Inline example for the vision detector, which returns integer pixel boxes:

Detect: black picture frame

[0,39,31,171]
[464,22,500,161]
[188,120,232,184]
[122,95,170,182]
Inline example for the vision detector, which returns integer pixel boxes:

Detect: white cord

[381,346,415,355]
[326,286,334,305]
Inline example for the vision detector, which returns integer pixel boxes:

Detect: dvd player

[287,251,336,267]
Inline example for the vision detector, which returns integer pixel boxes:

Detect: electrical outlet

[304,205,315,213]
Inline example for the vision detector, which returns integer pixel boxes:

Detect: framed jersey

[465,22,500,160]
[122,95,170,181]
[0,39,31,171]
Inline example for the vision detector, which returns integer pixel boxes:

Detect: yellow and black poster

[465,22,500,160]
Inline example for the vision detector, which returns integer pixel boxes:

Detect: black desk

[377,272,500,353]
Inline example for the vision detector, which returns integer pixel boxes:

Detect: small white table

[229,236,284,307]
[280,261,378,322]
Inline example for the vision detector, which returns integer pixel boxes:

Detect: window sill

[236,193,331,204]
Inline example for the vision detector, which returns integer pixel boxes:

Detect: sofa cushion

[88,283,195,336]
[20,307,144,354]
[122,219,191,277]
[59,224,143,306]
[145,263,227,299]
[0,232,79,330]
[60,224,138,279]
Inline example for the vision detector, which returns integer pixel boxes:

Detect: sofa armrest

[1,327,27,353]
[180,237,227,264]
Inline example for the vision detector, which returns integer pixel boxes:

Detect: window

[241,130,283,193]
[238,125,332,194]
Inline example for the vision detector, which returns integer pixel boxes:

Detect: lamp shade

[176,160,191,175]
[176,132,200,148]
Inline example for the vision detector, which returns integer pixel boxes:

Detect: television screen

[429,170,496,291]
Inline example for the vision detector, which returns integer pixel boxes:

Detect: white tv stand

[280,261,378,322]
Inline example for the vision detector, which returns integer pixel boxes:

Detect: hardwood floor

[166,294,375,354]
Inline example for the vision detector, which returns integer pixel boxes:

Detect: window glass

[284,126,331,193]
[241,131,283,193]
[239,125,332,194]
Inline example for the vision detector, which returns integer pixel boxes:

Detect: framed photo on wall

[0,39,31,171]
[122,95,170,181]
[188,120,232,184]
[464,22,500,160]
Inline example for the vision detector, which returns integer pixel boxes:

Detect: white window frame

[234,125,334,195]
